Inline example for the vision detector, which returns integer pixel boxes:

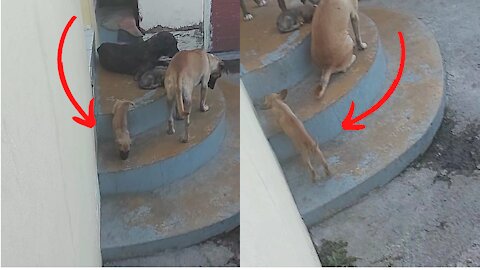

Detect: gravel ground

[310,0,480,266]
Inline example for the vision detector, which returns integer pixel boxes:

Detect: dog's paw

[167,128,175,135]
[258,0,267,6]
[359,42,368,50]
[200,104,210,112]
[180,137,189,143]
[244,14,254,21]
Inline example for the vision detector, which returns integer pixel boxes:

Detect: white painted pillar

[240,81,321,267]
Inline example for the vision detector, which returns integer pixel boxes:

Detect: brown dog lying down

[261,89,331,181]
[136,65,167,90]
[311,0,367,99]
[164,49,226,143]
[112,99,135,160]
[276,3,315,33]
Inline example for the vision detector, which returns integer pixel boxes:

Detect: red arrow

[57,16,96,128]
[342,31,406,131]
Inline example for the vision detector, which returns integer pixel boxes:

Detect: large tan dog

[112,99,135,160]
[164,49,225,143]
[311,0,367,99]
[261,89,331,181]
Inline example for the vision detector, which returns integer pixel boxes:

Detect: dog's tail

[175,90,188,117]
[315,68,332,99]
[278,0,288,11]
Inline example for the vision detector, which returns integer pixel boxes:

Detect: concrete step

[97,86,226,195]
[94,63,167,141]
[281,7,445,226]
[240,2,383,102]
[100,137,239,261]
[240,0,312,101]
[100,76,240,261]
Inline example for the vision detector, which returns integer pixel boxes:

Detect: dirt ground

[311,0,480,266]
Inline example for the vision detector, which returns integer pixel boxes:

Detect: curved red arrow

[57,16,96,128]
[342,31,406,131]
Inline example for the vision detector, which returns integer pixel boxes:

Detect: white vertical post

[203,0,212,51]
[240,80,322,267]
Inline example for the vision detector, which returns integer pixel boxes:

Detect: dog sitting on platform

[311,0,367,99]
[260,89,331,181]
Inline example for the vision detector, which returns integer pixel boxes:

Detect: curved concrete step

[94,64,170,141]
[100,139,239,261]
[259,36,386,161]
[281,8,445,226]
[101,77,240,261]
[240,3,383,102]
[97,87,226,195]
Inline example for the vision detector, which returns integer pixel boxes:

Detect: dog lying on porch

[97,31,179,78]
[260,89,331,181]
[311,0,367,99]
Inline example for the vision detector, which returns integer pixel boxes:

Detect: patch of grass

[316,239,358,267]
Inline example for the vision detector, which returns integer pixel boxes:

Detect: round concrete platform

[240,9,390,161]
[97,82,226,195]
[282,8,445,226]
[100,76,240,261]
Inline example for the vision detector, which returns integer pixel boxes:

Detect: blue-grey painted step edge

[101,212,239,261]
[241,33,314,102]
[99,113,226,195]
[301,96,445,227]
[269,40,387,162]
[95,93,168,142]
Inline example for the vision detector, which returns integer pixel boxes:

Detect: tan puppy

[311,0,367,99]
[164,49,225,143]
[112,99,134,160]
[261,89,331,181]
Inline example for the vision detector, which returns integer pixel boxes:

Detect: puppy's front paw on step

[244,14,254,21]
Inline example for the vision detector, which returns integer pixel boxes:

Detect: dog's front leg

[181,98,192,143]
[350,12,367,50]
[200,85,210,112]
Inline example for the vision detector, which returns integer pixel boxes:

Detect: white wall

[2,0,101,266]
[138,0,203,30]
[240,81,321,267]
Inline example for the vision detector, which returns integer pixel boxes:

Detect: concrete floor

[310,0,480,267]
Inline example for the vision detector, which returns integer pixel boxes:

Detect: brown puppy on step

[261,89,331,181]
[112,99,135,160]
[164,49,226,143]
[311,0,367,99]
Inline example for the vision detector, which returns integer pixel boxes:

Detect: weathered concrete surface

[282,7,445,225]
[310,0,480,266]
[97,88,226,194]
[104,227,239,267]
[101,74,240,263]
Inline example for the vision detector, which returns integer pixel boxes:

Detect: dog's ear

[219,61,229,74]
[208,72,222,89]
[279,89,288,100]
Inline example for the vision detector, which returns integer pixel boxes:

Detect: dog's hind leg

[301,151,319,182]
[181,93,192,143]
[167,98,176,135]
[314,145,331,176]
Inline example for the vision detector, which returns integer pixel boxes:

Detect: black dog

[97,31,179,77]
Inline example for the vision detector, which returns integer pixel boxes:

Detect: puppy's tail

[315,68,332,99]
